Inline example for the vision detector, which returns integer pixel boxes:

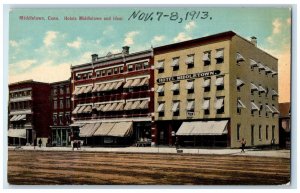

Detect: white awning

[82,105,92,113]
[171,83,179,91]
[186,81,194,90]
[108,103,118,111]
[202,99,210,110]
[251,83,259,91]
[215,77,224,86]
[265,105,274,113]
[215,50,224,59]
[77,106,87,114]
[83,85,93,94]
[237,100,246,109]
[10,115,18,121]
[131,78,141,87]
[171,58,179,67]
[202,52,210,61]
[115,103,124,111]
[92,84,99,92]
[97,84,105,92]
[214,98,224,109]
[139,100,149,109]
[79,123,100,137]
[72,87,81,95]
[185,55,194,64]
[172,102,180,112]
[124,101,133,110]
[258,63,265,70]
[272,106,280,114]
[93,122,115,136]
[264,66,272,73]
[107,122,133,137]
[8,129,27,138]
[69,122,85,127]
[186,101,195,111]
[76,86,86,95]
[157,103,165,112]
[156,85,164,93]
[176,120,228,136]
[123,79,134,88]
[236,79,244,87]
[96,104,105,111]
[102,83,111,91]
[156,61,164,69]
[272,90,279,96]
[115,81,123,90]
[236,53,245,62]
[139,77,149,87]
[258,86,266,93]
[271,70,278,76]
[131,101,141,110]
[102,103,112,112]
[250,59,258,67]
[251,102,260,111]
[202,78,211,88]
[108,82,118,91]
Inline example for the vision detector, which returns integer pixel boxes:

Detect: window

[215,49,224,64]
[156,60,164,73]
[171,82,180,95]
[157,84,164,97]
[101,70,106,76]
[128,64,133,72]
[107,69,112,75]
[186,54,194,68]
[120,66,124,73]
[272,125,275,140]
[215,76,224,90]
[66,87,70,94]
[236,78,244,92]
[60,87,64,95]
[186,100,195,112]
[186,80,194,94]
[203,51,211,66]
[250,59,257,71]
[157,102,165,117]
[215,97,224,114]
[66,98,71,108]
[265,103,269,117]
[236,52,245,63]
[135,63,142,71]
[60,99,64,109]
[143,62,149,69]
[114,67,119,74]
[65,113,70,124]
[265,87,269,97]
[259,125,262,140]
[237,98,241,114]
[266,125,269,140]
[172,101,180,116]
[59,114,63,125]
[54,100,57,109]
[53,114,57,125]
[259,103,263,116]
[53,88,57,96]
[88,72,93,79]
[251,83,258,95]
[237,124,241,140]
[203,77,211,92]
[202,98,210,115]
[96,71,101,77]
[172,57,179,71]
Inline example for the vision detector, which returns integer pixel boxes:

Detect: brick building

[70,46,155,146]
[279,102,291,148]
[50,79,72,146]
[8,80,51,146]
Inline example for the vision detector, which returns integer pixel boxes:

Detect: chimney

[122,46,130,55]
[251,36,257,47]
[91,54,98,62]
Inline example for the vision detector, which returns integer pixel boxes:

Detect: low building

[8,80,51,146]
[153,31,279,148]
[279,102,291,149]
[50,79,72,146]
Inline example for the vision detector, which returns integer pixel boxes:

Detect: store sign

[157,70,220,83]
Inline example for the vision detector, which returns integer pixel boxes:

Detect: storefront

[51,127,71,146]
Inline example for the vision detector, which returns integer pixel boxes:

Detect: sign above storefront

[157,70,221,83]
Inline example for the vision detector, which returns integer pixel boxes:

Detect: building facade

[50,79,72,146]
[279,102,290,149]
[153,31,279,148]
[70,46,155,146]
[8,80,51,146]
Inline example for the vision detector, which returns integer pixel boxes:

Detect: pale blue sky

[8,7,291,102]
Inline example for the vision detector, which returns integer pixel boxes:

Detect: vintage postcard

[6,6,291,186]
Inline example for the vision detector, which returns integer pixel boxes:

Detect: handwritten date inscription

[128,10,212,23]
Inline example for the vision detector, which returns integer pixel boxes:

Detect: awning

[10,115,18,121]
[215,77,224,86]
[264,66,272,73]
[272,90,279,96]
[258,63,265,70]
[215,98,224,109]
[236,79,244,87]
[72,87,81,95]
[79,123,100,137]
[77,106,87,114]
[124,101,133,110]
[186,81,194,90]
[92,84,99,92]
[76,86,86,95]
[215,50,224,59]
[258,86,266,93]
[171,58,179,67]
[251,83,259,91]
[251,102,260,111]
[250,59,258,67]
[157,103,165,112]
[69,122,85,127]
[107,122,133,137]
[156,61,164,69]
[131,101,141,110]
[82,105,92,113]
[108,103,118,111]
[83,85,93,94]
[156,85,164,93]
[115,103,125,111]
[171,83,179,91]
[102,83,111,91]
[96,104,105,111]
[186,100,195,111]
[131,78,141,87]
[11,114,26,122]
[8,129,27,138]
[236,53,245,62]
[123,79,133,88]
[237,100,246,108]
[185,55,194,64]
[108,82,118,91]
[115,81,123,90]
[265,105,274,113]
[202,78,211,88]
[271,70,278,76]
[272,106,280,114]
[203,52,210,61]
[172,102,180,112]
[139,77,149,87]
[93,122,115,136]
[139,100,149,109]
[202,99,210,110]
[176,120,228,136]
[97,84,105,92]
[72,106,80,114]
[102,103,112,112]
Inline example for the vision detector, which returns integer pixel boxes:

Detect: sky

[8,7,291,102]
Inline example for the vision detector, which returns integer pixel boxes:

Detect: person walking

[38,138,42,148]
[240,138,246,153]
[33,138,37,150]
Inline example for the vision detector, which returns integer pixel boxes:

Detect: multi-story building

[70,46,154,146]
[8,80,51,146]
[279,102,290,148]
[153,31,279,148]
[50,79,72,146]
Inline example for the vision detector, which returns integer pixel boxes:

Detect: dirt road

[7,150,290,185]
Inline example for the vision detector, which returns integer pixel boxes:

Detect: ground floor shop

[51,127,71,146]
[8,128,34,146]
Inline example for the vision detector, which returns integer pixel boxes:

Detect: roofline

[50,78,71,85]
[9,79,49,86]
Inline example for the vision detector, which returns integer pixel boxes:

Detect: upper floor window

[186,54,194,68]
[215,49,224,64]
[203,77,211,92]
[60,99,64,109]
[53,88,58,96]
[107,69,112,76]
[128,64,134,72]
[171,82,180,95]
[156,60,165,73]
[53,100,57,109]
[59,87,64,95]
[114,67,119,74]
[186,80,194,94]
[203,51,211,66]
[135,63,143,71]
[66,87,70,94]
[66,98,71,108]
[215,76,224,90]
[215,96,225,114]
[171,57,180,71]
[120,66,124,73]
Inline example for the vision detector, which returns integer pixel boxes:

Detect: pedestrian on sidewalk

[240,138,246,153]
[38,138,42,148]
[33,138,37,150]
[175,137,179,150]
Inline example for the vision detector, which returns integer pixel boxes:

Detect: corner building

[153,31,279,148]
[71,47,154,146]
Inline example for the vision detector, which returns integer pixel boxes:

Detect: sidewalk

[8,145,290,158]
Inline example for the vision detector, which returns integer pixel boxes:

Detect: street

[7,150,290,185]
